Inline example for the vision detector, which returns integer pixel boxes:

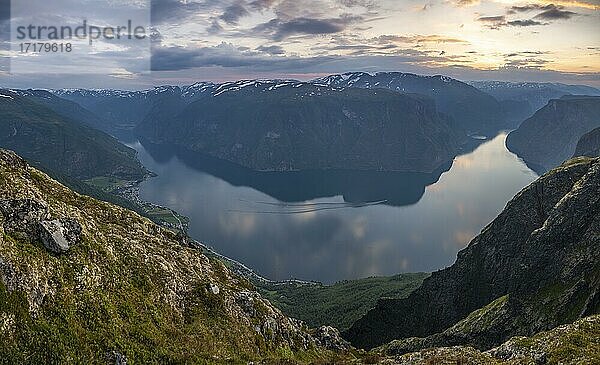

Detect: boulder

[38,219,82,254]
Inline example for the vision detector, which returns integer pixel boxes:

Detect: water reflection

[138,138,454,207]
[130,133,537,283]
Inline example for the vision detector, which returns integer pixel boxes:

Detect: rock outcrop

[0,149,344,363]
[38,219,82,254]
[0,198,82,254]
[345,156,600,350]
[377,315,600,365]
[506,95,600,173]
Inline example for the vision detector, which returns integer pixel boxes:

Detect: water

[129,133,537,284]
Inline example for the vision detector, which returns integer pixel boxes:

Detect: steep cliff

[506,96,600,173]
[345,157,600,350]
[574,127,600,158]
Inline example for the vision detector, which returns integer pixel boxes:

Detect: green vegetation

[0,151,339,364]
[0,92,146,181]
[84,176,131,192]
[258,273,429,331]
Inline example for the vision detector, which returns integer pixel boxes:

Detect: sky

[0,0,599,89]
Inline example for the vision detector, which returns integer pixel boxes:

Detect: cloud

[449,0,480,7]
[252,15,361,40]
[151,42,335,71]
[507,19,546,26]
[477,15,507,29]
[508,3,577,20]
[534,7,577,19]
[220,2,250,24]
[256,44,286,55]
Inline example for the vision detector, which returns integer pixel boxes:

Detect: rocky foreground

[0,149,348,364]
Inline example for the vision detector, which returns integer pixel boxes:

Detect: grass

[258,273,429,331]
[84,176,131,192]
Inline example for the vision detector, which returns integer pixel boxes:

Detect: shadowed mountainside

[345,157,600,350]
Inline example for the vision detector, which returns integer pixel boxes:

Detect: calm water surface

[129,133,537,283]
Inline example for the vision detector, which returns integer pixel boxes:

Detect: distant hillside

[314,72,506,135]
[345,157,600,350]
[258,273,428,332]
[506,96,600,173]
[574,127,600,158]
[470,81,600,126]
[135,81,468,173]
[0,90,147,181]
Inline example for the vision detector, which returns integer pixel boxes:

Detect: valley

[1,73,599,364]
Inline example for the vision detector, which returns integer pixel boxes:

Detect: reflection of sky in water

[131,133,537,284]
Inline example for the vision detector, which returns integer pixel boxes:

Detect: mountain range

[135,81,468,173]
[470,81,600,126]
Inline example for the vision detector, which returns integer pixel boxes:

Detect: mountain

[54,72,507,137]
[314,72,506,135]
[0,148,349,363]
[53,84,218,134]
[345,156,600,350]
[470,81,600,126]
[6,89,110,133]
[506,96,600,173]
[0,90,147,181]
[574,127,600,158]
[135,81,468,173]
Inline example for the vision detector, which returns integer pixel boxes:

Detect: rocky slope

[0,90,147,181]
[315,72,506,135]
[136,81,468,173]
[345,156,600,350]
[574,127,600,158]
[377,315,600,364]
[506,96,600,173]
[0,149,347,363]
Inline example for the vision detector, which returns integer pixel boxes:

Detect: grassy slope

[258,273,429,332]
[0,150,338,364]
[0,92,146,181]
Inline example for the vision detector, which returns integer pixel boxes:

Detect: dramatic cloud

[508,3,578,20]
[220,2,250,24]
[252,15,361,40]
[535,7,577,19]
[3,0,599,88]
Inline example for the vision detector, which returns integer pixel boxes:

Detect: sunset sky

[1,0,599,88]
